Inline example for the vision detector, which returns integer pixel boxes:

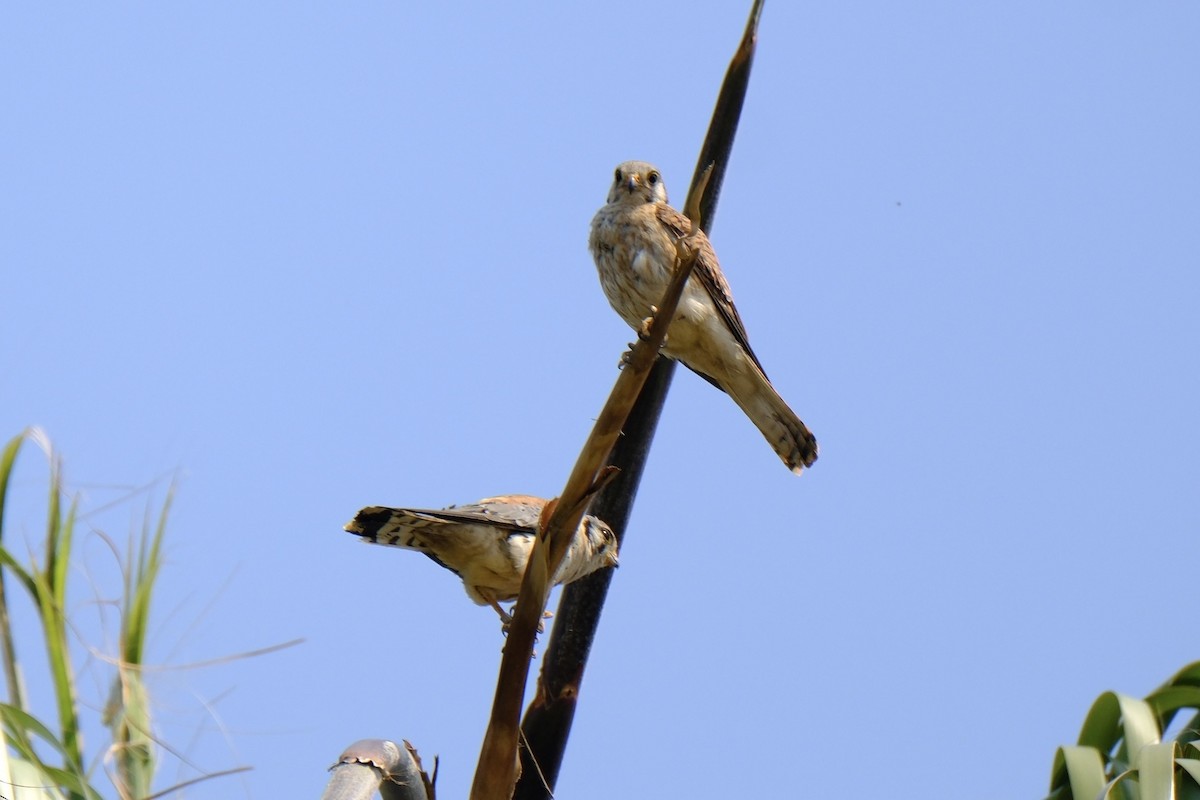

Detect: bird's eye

[647,171,660,185]
[614,168,622,183]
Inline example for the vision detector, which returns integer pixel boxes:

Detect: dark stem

[512,2,764,796]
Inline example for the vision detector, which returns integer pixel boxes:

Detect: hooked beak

[624,174,641,194]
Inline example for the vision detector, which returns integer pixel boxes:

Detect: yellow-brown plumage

[589,161,818,473]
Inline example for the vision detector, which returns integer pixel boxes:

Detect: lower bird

[589,160,818,474]
[343,495,618,623]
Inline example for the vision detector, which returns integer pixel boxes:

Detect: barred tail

[727,369,818,475]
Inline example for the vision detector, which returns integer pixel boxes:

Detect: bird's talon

[499,603,548,633]
[638,306,665,342]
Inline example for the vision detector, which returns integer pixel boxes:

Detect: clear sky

[4,3,1199,798]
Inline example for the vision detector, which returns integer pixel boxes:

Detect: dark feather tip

[344,506,394,541]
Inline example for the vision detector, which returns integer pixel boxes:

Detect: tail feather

[726,369,818,474]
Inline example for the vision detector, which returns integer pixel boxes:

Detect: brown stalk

[513,1,766,796]
[468,166,712,798]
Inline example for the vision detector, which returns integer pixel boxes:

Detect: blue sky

[4,3,1199,798]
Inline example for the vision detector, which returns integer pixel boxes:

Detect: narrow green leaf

[1162,663,1200,690]
[0,544,37,601]
[8,757,70,800]
[0,430,181,800]
[124,490,170,667]
[106,664,155,800]
[0,702,74,760]
[28,545,84,776]
[34,762,103,800]
[42,450,61,585]
[1058,745,1108,800]
[0,431,36,755]
[0,429,31,540]
[1137,741,1180,800]
[1079,692,1125,751]
[1100,768,1137,800]
[1148,686,1200,720]
[15,440,88,789]
[1178,758,1200,785]
[105,489,170,798]
[1119,694,1163,755]
[0,703,104,798]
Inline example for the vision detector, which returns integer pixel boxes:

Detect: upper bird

[589,160,818,474]
[344,495,619,623]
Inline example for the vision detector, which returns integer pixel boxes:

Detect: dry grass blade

[470,230,707,800]
[512,2,765,796]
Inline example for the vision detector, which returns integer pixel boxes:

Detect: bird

[343,495,619,623]
[589,160,818,474]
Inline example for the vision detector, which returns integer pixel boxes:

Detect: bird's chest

[454,530,530,596]
[593,210,678,325]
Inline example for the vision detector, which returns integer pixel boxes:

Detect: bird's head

[607,160,668,206]
[588,517,620,569]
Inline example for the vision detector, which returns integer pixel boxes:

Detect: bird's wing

[344,499,542,581]
[344,495,544,543]
[654,204,767,376]
[470,495,546,530]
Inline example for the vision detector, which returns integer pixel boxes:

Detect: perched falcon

[589,160,818,474]
[343,495,618,622]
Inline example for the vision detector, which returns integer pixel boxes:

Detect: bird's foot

[619,343,636,369]
[492,601,515,633]
[496,604,552,634]
[638,305,660,342]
